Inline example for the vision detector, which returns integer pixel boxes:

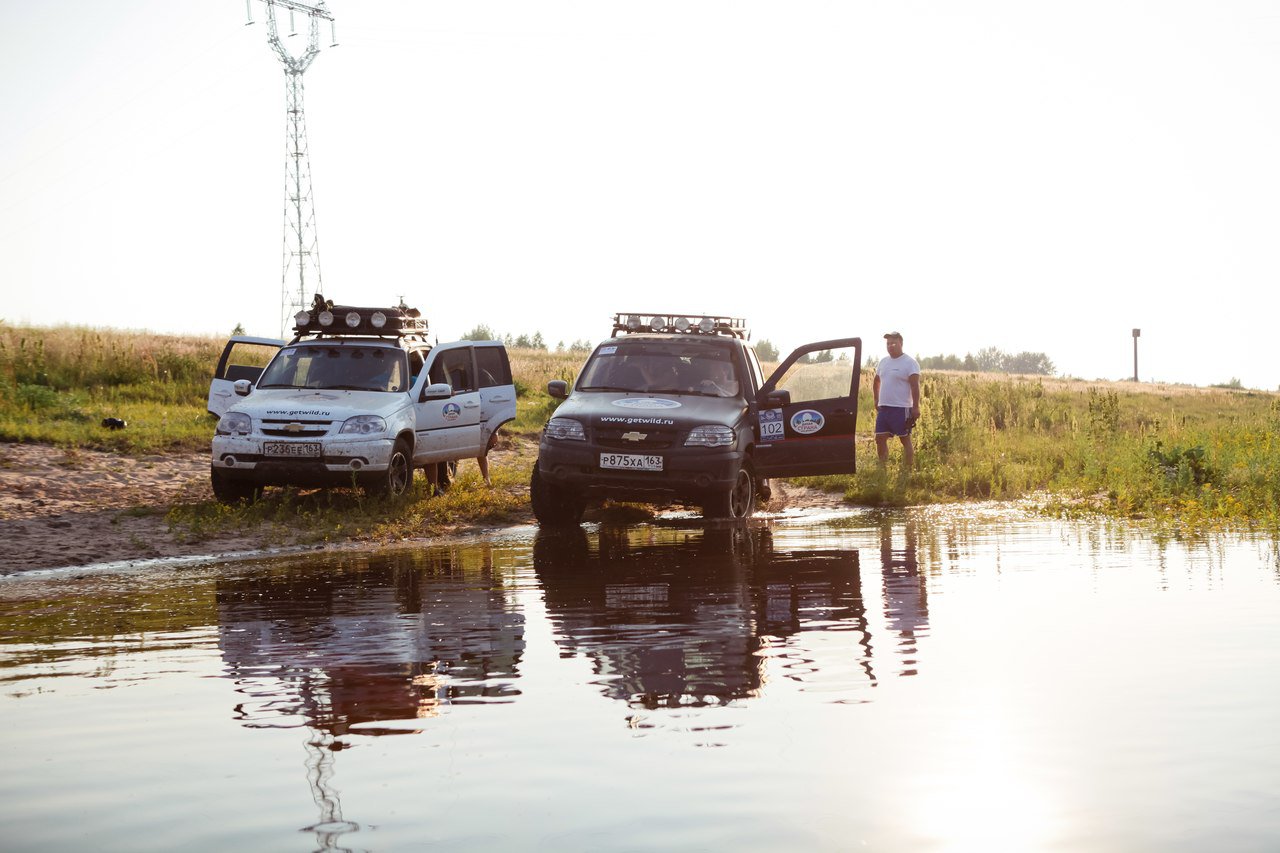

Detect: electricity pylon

[246,0,338,337]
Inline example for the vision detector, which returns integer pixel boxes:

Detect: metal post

[1132,328,1141,382]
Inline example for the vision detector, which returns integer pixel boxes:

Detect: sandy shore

[0,441,844,575]
[0,443,290,574]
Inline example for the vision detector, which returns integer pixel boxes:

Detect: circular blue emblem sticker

[790,409,824,435]
[611,398,682,410]
[443,402,462,422]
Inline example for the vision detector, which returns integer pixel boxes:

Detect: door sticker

[443,402,461,422]
[790,409,825,435]
[759,408,784,440]
[611,398,682,410]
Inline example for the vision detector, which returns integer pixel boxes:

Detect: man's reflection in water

[533,523,874,717]
[879,517,929,676]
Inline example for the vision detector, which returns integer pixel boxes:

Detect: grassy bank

[3,322,1278,528]
[817,373,1280,529]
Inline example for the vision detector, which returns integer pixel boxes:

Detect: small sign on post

[1132,328,1141,382]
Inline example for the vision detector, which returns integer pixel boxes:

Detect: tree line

[910,347,1055,375]
[461,328,1054,377]
[459,325,592,353]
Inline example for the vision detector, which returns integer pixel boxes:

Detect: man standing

[873,332,921,472]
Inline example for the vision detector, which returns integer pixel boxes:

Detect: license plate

[263,441,322,458]
[600,453,663,472]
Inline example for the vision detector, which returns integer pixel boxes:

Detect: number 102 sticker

[759,408,784,440]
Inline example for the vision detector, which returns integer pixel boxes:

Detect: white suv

[207,300,516,503]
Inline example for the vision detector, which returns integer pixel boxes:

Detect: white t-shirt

[876,354,920,407]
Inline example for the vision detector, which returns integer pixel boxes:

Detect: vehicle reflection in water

[214,547,526,850]
[532,519,929,718]
[215,548,525,736]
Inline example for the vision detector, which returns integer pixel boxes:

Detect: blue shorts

[875,406,915,437]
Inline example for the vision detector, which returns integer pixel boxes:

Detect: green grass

[804,375,1280,529]
[4,322,1279,530]
[166,439,537,543]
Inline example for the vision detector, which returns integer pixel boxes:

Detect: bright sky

[2,2,1278,389]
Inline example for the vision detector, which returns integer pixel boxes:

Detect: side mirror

[760,389,790,409]
[547,380,569,400]
[421,382,453,402]
[233,379,253,397]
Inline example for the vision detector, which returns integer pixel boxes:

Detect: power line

[246,0,338,337]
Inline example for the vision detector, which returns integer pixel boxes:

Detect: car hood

[554,392,747,429]
[229,389,409,422]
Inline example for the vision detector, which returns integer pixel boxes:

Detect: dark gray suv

[531,313,862,524]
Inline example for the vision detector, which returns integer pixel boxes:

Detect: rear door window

[475,346,512,387]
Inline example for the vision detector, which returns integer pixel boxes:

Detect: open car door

[752,337,862,478]
[207,336,285,418]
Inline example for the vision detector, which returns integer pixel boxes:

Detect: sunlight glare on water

[1,508,1278,851]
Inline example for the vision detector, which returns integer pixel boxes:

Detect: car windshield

[577,340,741,397]
[257,345,408,392]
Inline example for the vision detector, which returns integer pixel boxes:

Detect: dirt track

[0,442,845,575]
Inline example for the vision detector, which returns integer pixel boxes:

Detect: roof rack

[612,313,749,340]
[292,295,429,339]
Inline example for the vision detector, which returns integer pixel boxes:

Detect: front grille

[595,428,678,450]
[261,418,333,438]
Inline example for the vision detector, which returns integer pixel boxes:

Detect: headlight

[216,412,252,435]
[318,310,334,326]
[340,415,387,435]
[685,425,734,447]
[545,417,586,441]
[371,311,387,329]
[345,311,362,328]
[294,310,310,327]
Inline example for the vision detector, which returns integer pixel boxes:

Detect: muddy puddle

[2,507,1279,850]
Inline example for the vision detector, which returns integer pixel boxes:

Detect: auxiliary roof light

[649,316,665,332]
[345,311,362,328]
[318,310,335,326]
[698,317,716,333]
[626,315,642,331]
[674,316,691,332]
[294,311,311,327]
[370,311,387,329]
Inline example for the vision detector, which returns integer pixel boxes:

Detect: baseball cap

[883,331,903,340]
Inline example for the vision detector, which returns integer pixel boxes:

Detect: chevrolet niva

[207,298,515,503]
[531,313,862,524]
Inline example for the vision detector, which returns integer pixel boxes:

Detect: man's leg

[876,433,890,467]
[900,435,914,472]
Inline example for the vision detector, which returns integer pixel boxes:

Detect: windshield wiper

[578,385,637,392]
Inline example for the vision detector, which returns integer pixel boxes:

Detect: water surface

[2,508,1278,851]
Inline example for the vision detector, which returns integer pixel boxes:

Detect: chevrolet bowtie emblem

[620,431,647,442]
[285,422,304,433]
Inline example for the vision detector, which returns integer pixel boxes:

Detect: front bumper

[537,439,743,501]
[211,435,396,487]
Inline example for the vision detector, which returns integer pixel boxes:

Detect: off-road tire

[702,464,755,520]
[530,462,585,526]
[365,438,412,498]
[211,467,262,505]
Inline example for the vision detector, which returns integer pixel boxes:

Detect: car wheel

[366,438,412,498]
[703,464,755,520]
[211,467,262,505]
[530,461,585,526]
